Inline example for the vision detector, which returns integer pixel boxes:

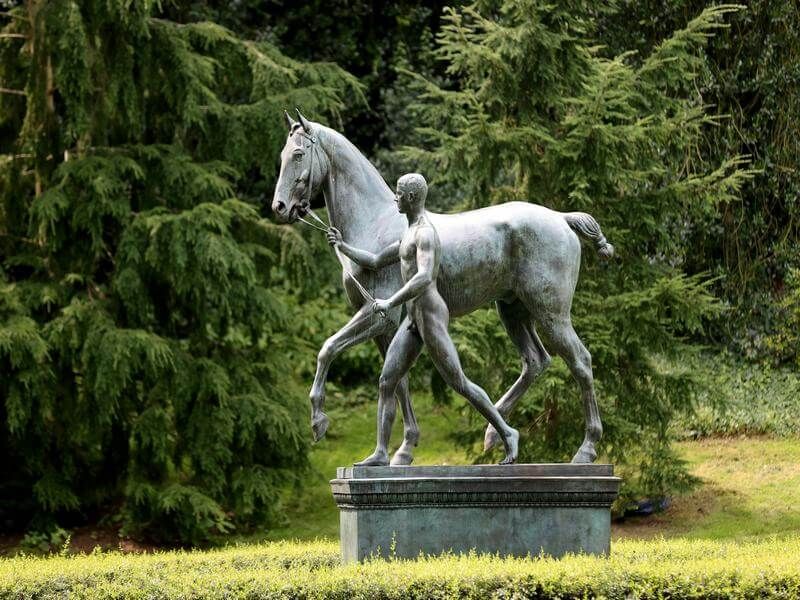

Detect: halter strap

[287,130,320,209]
[298,131,318,206]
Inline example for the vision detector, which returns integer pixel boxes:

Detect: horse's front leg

[310,305,393,441]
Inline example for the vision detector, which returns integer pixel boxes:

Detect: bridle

[289,127,322,215]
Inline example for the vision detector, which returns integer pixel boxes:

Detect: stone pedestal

[331,463,620,562]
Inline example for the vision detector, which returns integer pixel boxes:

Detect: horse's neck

[320,130,399,248]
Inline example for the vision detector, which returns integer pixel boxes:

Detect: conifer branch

[0,87,26,96]
[0,153,33,163]
[0,11,28,22]
[1,153,52,162]
[1,233,38,245]
[0,2,359,543]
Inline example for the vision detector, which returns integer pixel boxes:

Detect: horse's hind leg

[376,333,420,466]
[537,315,602,464]
[484,299,552,451]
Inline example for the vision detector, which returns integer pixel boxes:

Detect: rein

[298,209,385,316]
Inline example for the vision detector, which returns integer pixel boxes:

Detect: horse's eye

[293,153,303,161]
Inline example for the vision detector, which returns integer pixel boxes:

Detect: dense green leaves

[0,1,360,542]
[598,0,800,358]
[0,0,793,544]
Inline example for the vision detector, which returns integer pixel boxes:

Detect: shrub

[676,354,800,438]
[2,538,800,599]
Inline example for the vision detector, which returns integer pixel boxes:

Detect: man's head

[395,173,427,214]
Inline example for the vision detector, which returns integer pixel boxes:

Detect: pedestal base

[331,464,620,562]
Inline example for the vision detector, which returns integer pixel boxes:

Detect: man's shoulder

[413,222,437,245]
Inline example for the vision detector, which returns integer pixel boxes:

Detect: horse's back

[429,202,580,317]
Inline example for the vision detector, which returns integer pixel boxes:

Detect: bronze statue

[327,174,519,465]
[272,110,613,465]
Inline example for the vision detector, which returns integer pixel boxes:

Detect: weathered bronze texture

[327,173,519,465]
[272,111,613,466]
[332,464,621,561]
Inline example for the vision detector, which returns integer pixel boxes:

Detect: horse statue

[272,109,613,466]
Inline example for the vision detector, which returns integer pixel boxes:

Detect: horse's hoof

[390,448,414,466]
[571,444,597,464]
[483,425,502,451]
[354,452,390,467]
[311,412,329,442]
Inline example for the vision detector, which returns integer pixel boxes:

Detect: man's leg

[421,316,519,464]
[375,333,420,466]
[355,318,424,466]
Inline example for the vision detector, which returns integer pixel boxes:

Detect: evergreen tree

[164,1,459,158]
[399,0,753,503]
[0,0,360,542]
[598,0,800,361]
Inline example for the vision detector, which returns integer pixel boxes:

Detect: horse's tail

[562,212,614,259]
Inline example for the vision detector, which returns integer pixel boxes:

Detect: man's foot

[483,424,501,451]
[311,411,329,442]
[571,441,597,464]
[498,427,519,465]
[354,450,390,466]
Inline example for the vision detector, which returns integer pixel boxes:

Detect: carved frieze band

[333,490,618,509]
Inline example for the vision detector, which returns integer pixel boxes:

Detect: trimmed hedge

[2,538,799,599]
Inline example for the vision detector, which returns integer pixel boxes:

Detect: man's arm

[384,227,436,309]
[327,228,400,270]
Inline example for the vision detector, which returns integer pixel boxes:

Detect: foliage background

[1,0,797,544]
[0,0,360,543]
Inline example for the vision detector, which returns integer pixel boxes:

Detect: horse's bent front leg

[310,306,393,441]
[389,376,418,465]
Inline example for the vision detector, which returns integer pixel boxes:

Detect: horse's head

[272,109,328,223]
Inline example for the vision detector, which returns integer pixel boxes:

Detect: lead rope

[297,208,388,319]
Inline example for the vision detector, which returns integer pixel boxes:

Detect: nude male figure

[327,173,519,466]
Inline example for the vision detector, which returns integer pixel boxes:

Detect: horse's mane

[316,124,395,202]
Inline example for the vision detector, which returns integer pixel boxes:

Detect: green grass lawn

[4,389,797,554]
[259,391,800,543]
[614,437,800,541]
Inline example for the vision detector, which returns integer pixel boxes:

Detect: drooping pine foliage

[598,0,800,362]
[399,1,754,503]
[0,1,361,542]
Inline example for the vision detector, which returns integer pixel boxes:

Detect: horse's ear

[284,110,296,131]
[295,108,313,134]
